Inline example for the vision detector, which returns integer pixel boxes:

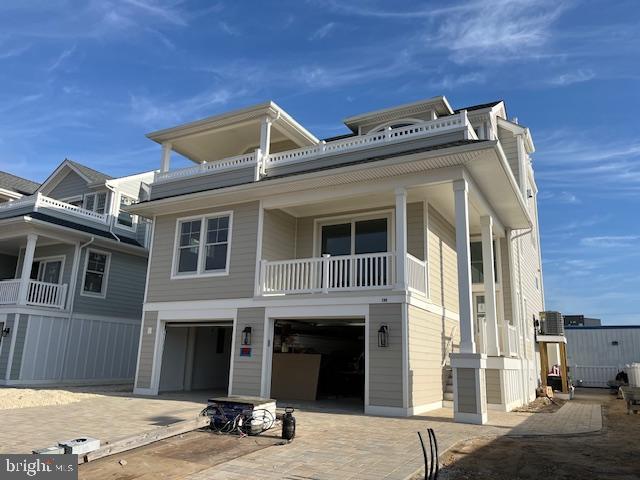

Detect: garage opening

[159,323,232,394]
[270,319,365,411]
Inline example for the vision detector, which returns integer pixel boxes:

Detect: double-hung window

[83,192,108,214]
[173,213,232,278]
[82,249,111,297]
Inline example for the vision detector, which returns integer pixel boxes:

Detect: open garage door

[159,322,233,393]
[270,318,365,411]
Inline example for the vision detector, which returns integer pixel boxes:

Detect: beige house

[131,96,544,424]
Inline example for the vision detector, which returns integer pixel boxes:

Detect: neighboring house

[0,159,153,386]
[566,325,640,388]
[130,97,545,424]
[0,171,40,202]
[564,314,601,327]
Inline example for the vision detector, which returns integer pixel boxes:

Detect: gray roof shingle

[65,159,113,184]
[0,171,40,195]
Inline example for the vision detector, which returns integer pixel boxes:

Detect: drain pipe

[59,236,95,381]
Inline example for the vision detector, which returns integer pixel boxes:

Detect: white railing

[26,280,68,309]
[154,151,257,183]
[0,279,20,304]
[507,324,518,357]
[406,253,427,295]
[0,193,108,224]
[261,252,395,295]
[155,111,471,183]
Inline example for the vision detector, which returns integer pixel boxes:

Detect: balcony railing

[260,252,395,295]
[0,279,68,309]
[0,193,108,224]
[155,111,474,184]
[406,253,427,295]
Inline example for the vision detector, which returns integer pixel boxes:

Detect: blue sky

[0,0,639,324]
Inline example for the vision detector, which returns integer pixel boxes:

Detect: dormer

[147,101,318,174]
[343,96,454,135]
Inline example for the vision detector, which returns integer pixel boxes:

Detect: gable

[47,169,90,200]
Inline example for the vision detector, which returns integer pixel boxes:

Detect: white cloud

[218,21,240,36]
[548,69,595,86]
[539,190,581,204]
[0,43,30,59]
[580,235,640,248]
[428,72,486,90]
[120,0,187,26]
[309,22,336,41]
[46,45,76,73]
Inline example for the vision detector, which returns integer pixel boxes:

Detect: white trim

[114,191,138,231]
[260,314,274,398]
[80,248,111,298]
[148,316,164,395]
[409,400,444,416]
[423,200,430,299]
[453,411,488,425]
[1,377,133,387]
[170,210,233,279]
[364,306,370,408]
[254,201,264,296]
[227,313,238,396]
[364,403,441,417]
[5,314,19,381]
[32,254,66,284]
[143,216,156,304]
[37,160,92,195]
[401,302,409,409]
[158,308,237,321]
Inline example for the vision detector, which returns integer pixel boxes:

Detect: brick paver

[0,389,603,480]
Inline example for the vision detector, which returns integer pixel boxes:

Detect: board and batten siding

[47,170,91,200]
[428,205,458,313]
[135,311,158,389]
[0,314,15,378]
[9,314,28,380]
[262,209,296,261]
[369,303,403,408]
[146,201,260,303]
[230,307,265,396]
[73,248,147,319]
[408,305,459,407]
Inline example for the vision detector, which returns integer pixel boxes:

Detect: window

[82,249,111,297]
[470,241,498,284]
[320,217,389,256]
[30,257,64,284]
[172,213,233,278]
[117,194,136,228]
[83,192,108,214]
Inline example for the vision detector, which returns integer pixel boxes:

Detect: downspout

[58,236,95,381]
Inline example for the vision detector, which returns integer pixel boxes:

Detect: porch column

[450,180,487,425]
[259,117,273,159]
[481,216,500,357]
[160,142,172,173]
[395,187,408,290]
[17,233,38,305]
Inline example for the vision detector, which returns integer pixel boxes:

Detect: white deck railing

[155,111,472,184]
[406,253,427,295]
[0,279,67,309]
[261,252,395,295]
[507,324,518,357]
[0,193,108,224]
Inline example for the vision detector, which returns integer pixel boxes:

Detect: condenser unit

[540,311,564,335]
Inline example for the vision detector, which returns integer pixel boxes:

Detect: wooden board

[271,353,321,401]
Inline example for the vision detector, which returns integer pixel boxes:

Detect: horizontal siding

[408,305,445,407]
[17,243,75,287]
[485,368,502,404]
[146,201,259,302]
[428,205,458,312]
[135,311,158,389]
[500,238,513,324]
[150,167,255,201]
[456,368,477,413]
[262,209,296,261]
[369,303,403,407]
[48,170,90,200]
[407,202,424,260]
[231,307,265,396]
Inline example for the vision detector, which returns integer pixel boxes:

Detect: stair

[443,366,454,401]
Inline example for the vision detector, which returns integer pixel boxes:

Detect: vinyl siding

[369,302,403,407]
[74,247,147,319]
[48,170,90,200]
[0,314,15,378]
[456,368,477,413]
[16,244,75,288]
[407,202,424,260]
[485,368,502,404]
[428,205,458,312]
[262,209,296,261]
[10,314,28,380]
[135,311,158,389]
[146,201,259,302]
[230,307,265,396]
[408,305,453,407]
[150,166,256,201]
[500,238,513,324]
[498,127,519,183]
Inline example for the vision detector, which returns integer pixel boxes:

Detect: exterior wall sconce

[1,327,9,338]
[242,326,252,346]
[378,325,389,347]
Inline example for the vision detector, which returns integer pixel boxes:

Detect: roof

[454,100,503,113]
[65,159,113,184]
[0,171,40,195]
[565,325,640,330]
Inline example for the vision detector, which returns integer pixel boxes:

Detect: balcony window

[83,192,108,214]
[172,212,233,278]
[320,217,389,256]
[470,241,497,284]
[30,256,64,284]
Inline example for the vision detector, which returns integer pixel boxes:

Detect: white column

[395,187,408,291]
[453,179,475,353]
[481,216,500,357]
[17,233,38,304]
[160,142,172,173]
[259,117,273,159]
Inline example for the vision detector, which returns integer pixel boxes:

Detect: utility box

[58,437,100,455]
[540,311,564,336]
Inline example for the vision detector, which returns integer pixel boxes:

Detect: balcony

[259,252,427,296]
[153,111,475,185]
[0,193,109,224]
[0,279,68,309]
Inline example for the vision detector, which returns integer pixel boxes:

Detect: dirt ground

[438,389,640,480]
[0,385,131,410]
[512,395,565,413]
[79,429,284,480]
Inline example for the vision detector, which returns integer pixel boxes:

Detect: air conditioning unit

[540,311,564,335]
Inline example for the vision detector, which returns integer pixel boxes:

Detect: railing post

[320,140,326,153]
[259,259,267,295]
[322,254,330,293]
[385,126,392,141]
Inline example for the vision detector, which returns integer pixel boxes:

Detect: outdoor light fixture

[241,326,252,346]
[377,325,389,348]
[1,327,9,338]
